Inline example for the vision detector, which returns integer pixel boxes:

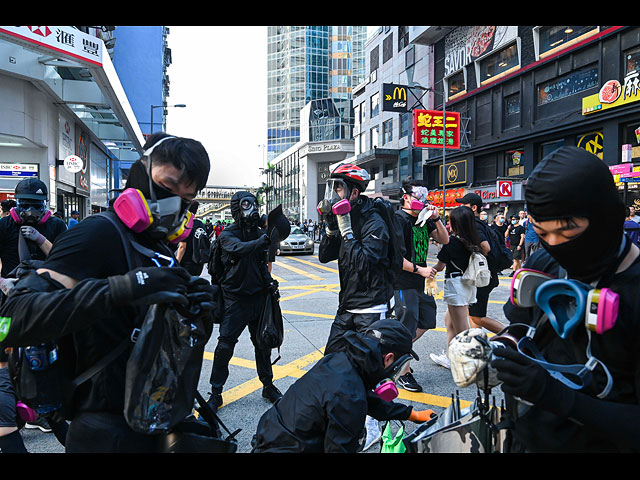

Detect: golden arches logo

[392,87,406,101]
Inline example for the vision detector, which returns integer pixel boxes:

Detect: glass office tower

[267,26,366,162]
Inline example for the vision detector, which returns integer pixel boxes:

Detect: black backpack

[191,224,211,265]
[477,219,512,273]
[372,197,407,286]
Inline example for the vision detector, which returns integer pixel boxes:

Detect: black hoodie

[252,330,412,453]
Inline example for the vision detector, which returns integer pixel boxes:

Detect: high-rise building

[266,26,366,162]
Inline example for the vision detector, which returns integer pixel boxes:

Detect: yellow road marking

[287,256,340,273]
[270,273,286,283]
[273,260,323,281]
[281,309,335,319]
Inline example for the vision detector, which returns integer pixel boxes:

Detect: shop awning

[0,26,144,161]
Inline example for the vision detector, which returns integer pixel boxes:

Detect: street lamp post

[150,103,187,135]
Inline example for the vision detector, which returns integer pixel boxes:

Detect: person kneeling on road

[251,319,436,453]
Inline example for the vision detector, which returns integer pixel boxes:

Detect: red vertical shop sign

[413,109,461,150]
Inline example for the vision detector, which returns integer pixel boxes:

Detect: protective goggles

[12,199,50,224]
[317,178,352,216]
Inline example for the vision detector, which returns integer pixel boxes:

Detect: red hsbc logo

[497,180,513,197]
[27,26,52,37]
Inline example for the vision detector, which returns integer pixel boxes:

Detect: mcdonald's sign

[382,83,408,112]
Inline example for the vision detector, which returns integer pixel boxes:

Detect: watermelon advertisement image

[599,80,621,104]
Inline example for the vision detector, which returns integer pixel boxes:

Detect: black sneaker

[396,372,423,392]
[207,393,223,410]
[25,417,52,433]
[262,384,283,404]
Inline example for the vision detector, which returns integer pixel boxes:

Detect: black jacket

[502,247,640,452]
[216,223,272,297]
[318,195,393,312]
[252,330,412,453]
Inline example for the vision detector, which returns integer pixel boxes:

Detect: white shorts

[443,276,477,307]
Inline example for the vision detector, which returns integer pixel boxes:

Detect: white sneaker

[362,416,381,452]
[430,351,450,369]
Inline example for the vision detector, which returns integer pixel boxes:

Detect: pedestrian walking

[428,206,481,369]
[506,214,525,274]
[393,180,448,391]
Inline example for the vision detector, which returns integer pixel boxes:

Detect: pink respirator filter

[331,199,351,215]
[113,189,153,233]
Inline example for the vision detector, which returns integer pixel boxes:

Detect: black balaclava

[525,146,626,282]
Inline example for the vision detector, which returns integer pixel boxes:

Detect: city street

[22,241,510,454]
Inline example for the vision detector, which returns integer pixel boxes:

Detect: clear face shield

[317,178,352,216]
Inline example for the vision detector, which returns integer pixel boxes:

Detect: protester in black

[317,163,396,450]
[393,180,448,392]
[456,193,504,335]
[207,191,282,411]
[252,319,436,453]
[491,146,640,452]
[0,133,215,453]
[0,179,67,279]
[506,214,525,275]
[176,201,210,276]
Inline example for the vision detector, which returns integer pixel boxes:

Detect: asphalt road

[21,240,512,454]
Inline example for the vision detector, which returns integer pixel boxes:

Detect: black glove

[267,279,280,301]
[490,346,574,416]
[109,266,191,307]
[324,213,338,233]
[184,276,218,313]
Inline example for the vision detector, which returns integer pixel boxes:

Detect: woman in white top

[429,206,483,368]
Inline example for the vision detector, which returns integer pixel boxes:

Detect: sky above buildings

[165,26,378,189]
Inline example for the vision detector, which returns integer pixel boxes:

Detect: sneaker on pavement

[396,372,423,392]
[207,393,223,410]
[430,351,450,369]
[262,384,283,404]
[25,417,52,433]
[362,416,381,452]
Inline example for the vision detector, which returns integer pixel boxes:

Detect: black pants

[325,310,386,355]
[66,412,158,453]
[209,291,273,395]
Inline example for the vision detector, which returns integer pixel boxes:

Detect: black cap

[14,178,48,200]
[456,192,482,209]
[364,319,419,361]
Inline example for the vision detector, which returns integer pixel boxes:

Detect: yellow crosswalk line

[287,256,339,273]
[273,260,322,281]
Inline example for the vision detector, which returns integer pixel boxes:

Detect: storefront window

[400,113,409,138]
[479,43,519,84]
[447,70,465,98]
[370,125,379,149]
[626,47,640,76]
[538,66,599,105]
[538,26,597,57]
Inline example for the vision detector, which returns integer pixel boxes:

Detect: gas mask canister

[113,136,193,244]
[373,354,413,402]
[317,178,352,216]
[505,268,619,398]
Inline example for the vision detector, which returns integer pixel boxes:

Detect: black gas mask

[231,191,260,229]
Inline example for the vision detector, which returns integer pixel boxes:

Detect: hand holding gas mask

[317,177,354,238]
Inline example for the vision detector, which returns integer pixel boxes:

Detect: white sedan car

[278,226,315,255]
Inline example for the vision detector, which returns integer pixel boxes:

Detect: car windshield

[290,227,303,235]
